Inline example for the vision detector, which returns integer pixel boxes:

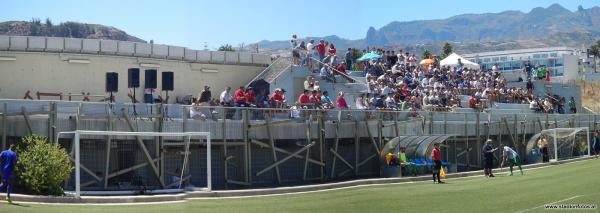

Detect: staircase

[246,57,292,87]
[247,56,369,109]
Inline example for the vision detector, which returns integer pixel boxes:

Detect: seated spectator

[309,90,322,109]
[385,148,397,166]
[189,98,205,120]
[233,86,248,107]
[255,90,269,108]
[270,88,287,108]
[244,87,256,107]
[298,90,312,108]
[375,95,386,110]
[220,86,233,106]
[321,91,334,109]
[320,66,334,82]
[397,147,416,176]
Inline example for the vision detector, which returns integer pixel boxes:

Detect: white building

[462,47,581,82]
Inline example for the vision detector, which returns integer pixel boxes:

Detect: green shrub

[15,135,73,195]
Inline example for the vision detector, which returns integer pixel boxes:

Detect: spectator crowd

[186,34,578,118]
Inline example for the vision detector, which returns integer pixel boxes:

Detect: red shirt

[244,91,255,104]
[337,64,346,74]
[271,92,283,102]
[431,147,441,160]
[316,42,325,55]
[299,93,310,104]
[336,96,347,109]
[327,47,336,56]
[233,89,246,104]
[468,97,476,108]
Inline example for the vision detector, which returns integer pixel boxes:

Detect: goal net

[56,130,211,198]
[534,127,590,162]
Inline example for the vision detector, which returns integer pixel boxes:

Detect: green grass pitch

[1,159,598,213]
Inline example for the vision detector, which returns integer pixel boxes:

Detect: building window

[492,57,499,62]
[483,58,490,63]
[555,58,563,67]
[500,57,507,62]
[512,63,521,70]
[550,53,558,58]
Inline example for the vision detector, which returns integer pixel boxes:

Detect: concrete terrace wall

[0,52,264,103]
[0,36,271,66]
[0,36,272,103]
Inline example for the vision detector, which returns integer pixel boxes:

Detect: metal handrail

[308,57,359,83]
[246,57,291,87]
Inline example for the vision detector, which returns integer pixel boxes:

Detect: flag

[440,166,446,178]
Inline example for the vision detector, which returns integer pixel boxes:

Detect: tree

[45,17,53,26]
[589,40,600,73]
[16,135,73,195]
[422,50,432,60]
[218,44,235,52]
[441,42,453,58]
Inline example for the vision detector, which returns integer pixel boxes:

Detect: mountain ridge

[256,4,600,53]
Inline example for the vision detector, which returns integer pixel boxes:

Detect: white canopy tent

[440,53,480,70]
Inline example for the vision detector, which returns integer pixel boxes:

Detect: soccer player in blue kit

[0,144,17,203]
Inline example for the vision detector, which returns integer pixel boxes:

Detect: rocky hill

[0,20,145,42]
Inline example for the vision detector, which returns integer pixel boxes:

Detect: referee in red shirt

[431,143,445,184]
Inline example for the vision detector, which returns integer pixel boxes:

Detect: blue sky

[1,0,598,50]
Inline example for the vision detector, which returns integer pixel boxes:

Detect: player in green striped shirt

[500,144,523,176]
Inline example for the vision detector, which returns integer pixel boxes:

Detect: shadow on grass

[4,202,30,208]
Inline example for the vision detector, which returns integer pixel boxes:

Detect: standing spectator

[336,91,348,109]
[290,34,298,48]
[233,86,247,107]
[568,97,576,113]
[592,131,600,158]
[307,40,318,71]
[304,76,315,91]
[526,79,534,95]
[219,86,233,106]
[291,35,300,65]
[537,136,549,163]
[144,88,155,103]
[524,61,532,80]
[327,44,336,57]
[430,143,444,184]
[345,48,353,71]
[482,139,498,177]
[316,40,326,61]
[198,85,211,104]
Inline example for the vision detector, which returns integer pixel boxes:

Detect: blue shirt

[0,150,16,174]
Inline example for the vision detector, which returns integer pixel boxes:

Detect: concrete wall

[0,35,271,66]
[0,51,264,103]
[562,54,579,81]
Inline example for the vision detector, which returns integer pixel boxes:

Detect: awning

[383,135,456,159]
